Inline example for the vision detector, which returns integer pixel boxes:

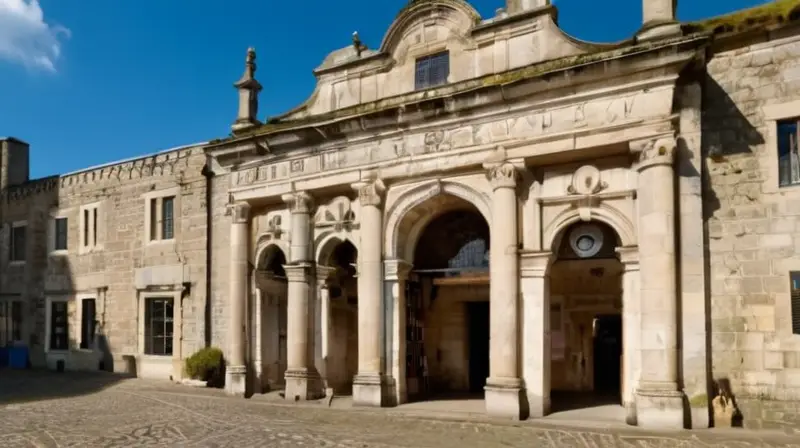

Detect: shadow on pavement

[0,369,132,405]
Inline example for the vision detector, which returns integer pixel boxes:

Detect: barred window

[415,51,450,90]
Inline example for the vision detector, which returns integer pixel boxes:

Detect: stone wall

[0,143,210,379]
[704,31,800,429]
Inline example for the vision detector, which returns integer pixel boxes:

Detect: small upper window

[415,51,450,90]
[778,118,800,187]
[791,272,800,335]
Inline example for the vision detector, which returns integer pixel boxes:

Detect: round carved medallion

[568,223,605,258]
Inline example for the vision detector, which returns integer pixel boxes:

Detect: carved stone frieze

[314,196,356,231]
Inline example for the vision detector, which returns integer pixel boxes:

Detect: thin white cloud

[0,0,69,72]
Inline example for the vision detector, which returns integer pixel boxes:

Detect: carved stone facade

[5,0,800,432]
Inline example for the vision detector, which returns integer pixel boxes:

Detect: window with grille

[10,224,26,262]
[50,301,69,351]
[80,204,101,249]
[791,272,800,335]
[144,298,174,356]
[54,217,68,251]
[0,301,22,346]
[415,51,450,90]
[80,298,96,349]
[778,119,800,187]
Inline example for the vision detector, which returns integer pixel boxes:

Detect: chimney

[638,0,681,40]
[0,137,30,190]
[505,0,549,15]
[231,47,263,133]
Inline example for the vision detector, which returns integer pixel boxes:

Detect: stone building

[4,0,800,432]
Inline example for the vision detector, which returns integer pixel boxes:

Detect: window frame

[46,296,70,352]
[414,50,450,91]
[790,272,800,336]
[78,202,103,254]
[764,100,800,193]
[9,221,27,264]
[79,297,97,350]
[0,298,23,347]
[143,297,174,357]
[143,188,180,245]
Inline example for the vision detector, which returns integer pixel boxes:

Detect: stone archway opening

[253,244,288,394]
[320,239,359,395]
[548,220,625,414]
[405,195,491,403]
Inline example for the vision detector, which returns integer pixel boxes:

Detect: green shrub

[184,347,224,386]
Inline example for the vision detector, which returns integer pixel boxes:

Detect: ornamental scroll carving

[486,162,518,190]
[631,137,677,171]
[355,180,385,208]
[282,191,314,215]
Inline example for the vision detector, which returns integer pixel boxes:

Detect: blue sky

[0,0,771,179]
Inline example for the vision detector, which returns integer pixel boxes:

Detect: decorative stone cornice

[630,136,676,172]
[384,259,413,281]
[353,179,386,208]
[230,202,251,224]
[281,191,314,215]
[519,250,553,278]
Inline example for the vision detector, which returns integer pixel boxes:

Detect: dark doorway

[467,301,490,393]
[593,314,622,397]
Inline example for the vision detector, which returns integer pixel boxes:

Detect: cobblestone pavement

[1,371,799,447]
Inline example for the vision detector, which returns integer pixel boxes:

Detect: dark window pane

[92,208,98,246]
[778,119,800,187]
[50,301,69,351]
[144,298,174,356]
[162,197,175,240]
[54,217,68,251]
[83,209,90,246]
[415,51,450,90]
[791,272,800,335]
[80,299,96,349]
[11,226,26,262]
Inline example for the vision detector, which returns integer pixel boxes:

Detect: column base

[224,365,247,397]
[525,389,550,418]
[485,377,527,421]
[625,401,638,426]
[284,368,325,401]
[635,389,685,429]
[353,373,387,407]
[382,376,404,407]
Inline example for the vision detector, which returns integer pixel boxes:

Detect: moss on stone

[683,0,800,36]
[689,393,709,408]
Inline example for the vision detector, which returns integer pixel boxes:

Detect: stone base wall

[736,397,800,431]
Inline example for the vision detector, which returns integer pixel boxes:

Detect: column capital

[484,161,520,190]
[316,265,337,287]
[284,262,314,282]
[352,179,386,208]
[615,246,640,271]
[630,136,676,172]
[229,201,251,224]
[384,259,413,281]
[519,250,553,278]
[281,191,314,215]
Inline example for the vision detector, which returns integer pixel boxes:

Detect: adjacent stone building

[4,0,800,432]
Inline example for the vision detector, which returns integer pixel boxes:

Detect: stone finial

[505,0,549,15]
[637,0,681,41]
[232,47,263,133]
[352,32,367,57]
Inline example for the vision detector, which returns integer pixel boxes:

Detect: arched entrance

[403,194,491,402]
[253,244,288,393]
[318,239,359,395]
[548,221,625,414]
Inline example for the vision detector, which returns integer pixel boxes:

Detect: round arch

[543,204,636,252]
[384,180,492,261]
[315,231,358,266]
[254,238,290,271]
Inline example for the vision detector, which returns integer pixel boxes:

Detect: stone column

[519,250,553,418]
[384,259,412,407]
[225,201,250,396]
[281,192,323,401]
[352,179,387,407]
[616,246,641,426]
[483,160,525,420]
[315,265,335,394]
[631,137,684,429]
